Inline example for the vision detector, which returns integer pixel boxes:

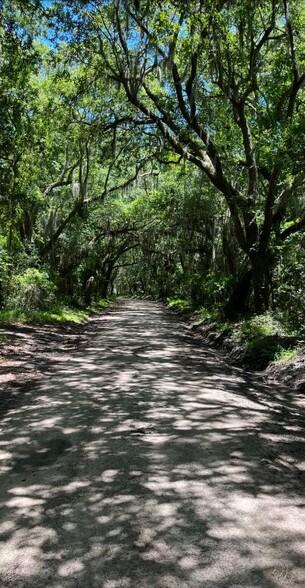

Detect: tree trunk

[84,277,94,306]
[225,251,272,316]
[100,262,114,299]
[100,280,108,299]
[251,252,271,313]
[224,269,252,317]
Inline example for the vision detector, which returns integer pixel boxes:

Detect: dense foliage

[1,0,305,328]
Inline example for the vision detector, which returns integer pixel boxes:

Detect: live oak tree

[115,164,232,304]
[55,0,305,312]
[2,0,305,319]
[0,1,41,254]
[0,4,156,305]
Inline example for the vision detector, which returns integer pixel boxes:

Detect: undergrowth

[167,298,301,366]
[274,347,299,363]
[0,299,113,325]
[231,313,298,365]
[167,298,198,314]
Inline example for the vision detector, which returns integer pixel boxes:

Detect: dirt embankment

[169,308,305,393]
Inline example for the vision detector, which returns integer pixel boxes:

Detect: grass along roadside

[0,298,117,413]
[167,298,302,369]
[0,299,114,326]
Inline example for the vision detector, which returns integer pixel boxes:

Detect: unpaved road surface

[0,300,305,588]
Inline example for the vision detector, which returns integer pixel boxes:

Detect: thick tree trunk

[84,277,94,306]
[225,252,272,316]
[100,262,115,299]
[224,269,252,317]
[250,253,271,313]
[100,280,109,299]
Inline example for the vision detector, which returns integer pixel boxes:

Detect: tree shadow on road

[0,301,304,588]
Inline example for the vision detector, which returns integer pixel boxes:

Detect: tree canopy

[1,0,305,322]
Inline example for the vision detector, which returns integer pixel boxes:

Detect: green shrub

[232,313,298,364]
[0,239,12,307]
[274,260,305,331]
[188,270,232,307]
[95,299,113,309]
[233,313,285,345]
[167,298,195,314]
[0,307,89,324]
[7,268,56,311]
[274,347,298,363]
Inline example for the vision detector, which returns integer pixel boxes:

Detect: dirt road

[0,300,305,588]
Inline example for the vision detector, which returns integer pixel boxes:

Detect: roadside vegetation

[1,1,305,369]
[168,298,302,368]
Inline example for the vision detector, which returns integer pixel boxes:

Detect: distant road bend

[0,300,305,588]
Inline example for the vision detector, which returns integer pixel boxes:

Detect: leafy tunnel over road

[0,300,305,588]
